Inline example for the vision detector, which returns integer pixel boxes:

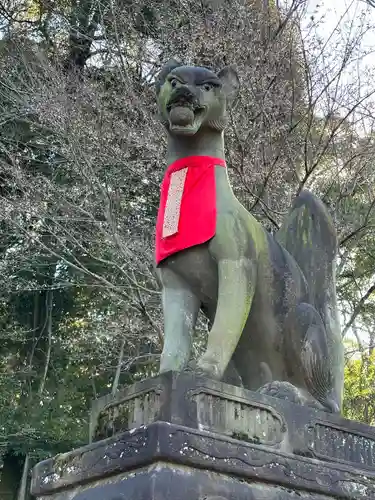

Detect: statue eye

[202,82,214,91]
[170,78,178,88]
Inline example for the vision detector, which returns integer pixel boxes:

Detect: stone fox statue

[154,60,344,413]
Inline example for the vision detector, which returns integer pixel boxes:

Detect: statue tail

[276,190,344,410]
[276,189,337,330]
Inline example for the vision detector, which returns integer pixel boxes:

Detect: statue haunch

[154,60,344,413]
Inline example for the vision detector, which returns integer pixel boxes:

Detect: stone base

[31,372,375,499]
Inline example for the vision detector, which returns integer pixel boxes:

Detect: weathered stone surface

[34,462,338,500]
[91,386,163,442]
[89,371,375,470]
[306,420,375,470]
[155,62,344,415]
[192,389,285,445]
[32,422,375,499]
[32,372,375,500]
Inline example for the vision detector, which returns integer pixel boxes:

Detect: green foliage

[0,1,375,496]
[344,348,375,425]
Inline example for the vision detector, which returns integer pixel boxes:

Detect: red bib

[155,156,226,264]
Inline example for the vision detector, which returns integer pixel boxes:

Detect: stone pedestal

[31,372,375,499]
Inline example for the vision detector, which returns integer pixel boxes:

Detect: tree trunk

[112,337,126,395]
[38,291,53,396]
[17,454,30,500]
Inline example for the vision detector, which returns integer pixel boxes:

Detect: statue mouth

[166,96,206,134]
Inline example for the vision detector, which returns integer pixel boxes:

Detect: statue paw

[258,381,326,411]
[184,360,198,373]
[195,356,222,380]
[258,381,306,406]
[183,360,218,378]
[257,381,303,404]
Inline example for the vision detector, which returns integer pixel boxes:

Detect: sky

[295,1,375,343]
[301,0,375,82]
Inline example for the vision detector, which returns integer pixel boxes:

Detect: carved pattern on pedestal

[32,423,375,499]
[33,427,150,495]
[166,426,375,499]
[190,388,286,446]
[307,420,375,470]
[95,388,162,440]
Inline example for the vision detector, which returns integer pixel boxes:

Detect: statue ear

[156,58,183,94]
[217,66,240,101]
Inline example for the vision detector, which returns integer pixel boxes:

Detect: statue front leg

[197,257,256,380]
[158,266,200,373]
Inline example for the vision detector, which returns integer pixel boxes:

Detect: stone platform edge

[89,371,375,474]
[31,421,375,499]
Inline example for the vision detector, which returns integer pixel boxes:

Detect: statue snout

[167,87,200,111]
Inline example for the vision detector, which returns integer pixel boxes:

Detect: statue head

[156,60,239,136]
